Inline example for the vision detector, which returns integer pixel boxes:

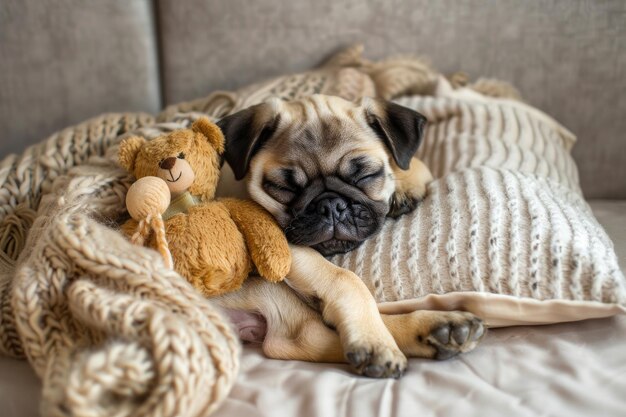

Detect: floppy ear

[192,117,225,154]
[362,98,427,170]
[217,101,282,180]
[118,135,146,172]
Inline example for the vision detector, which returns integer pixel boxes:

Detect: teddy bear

[118,117,291,296]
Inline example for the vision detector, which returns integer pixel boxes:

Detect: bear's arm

[219,198,291,282]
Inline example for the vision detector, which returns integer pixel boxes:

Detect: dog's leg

[215,277,344,363]
[382,311,485,360]
[286,245,406,378]
[216,278,485,368]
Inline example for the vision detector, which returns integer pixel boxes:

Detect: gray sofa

[1,1,625,416]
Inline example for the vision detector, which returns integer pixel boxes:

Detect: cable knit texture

[0,114,241,417]
[0,45,624,416]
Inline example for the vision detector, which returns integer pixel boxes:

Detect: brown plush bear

[118,117,291,296]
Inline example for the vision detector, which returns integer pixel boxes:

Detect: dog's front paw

[422,312,485,360]
[345,339,407,378]
[388,157,432,218]
[388,192,421,218]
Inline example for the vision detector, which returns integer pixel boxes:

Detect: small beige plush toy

[125,176,174,269]
[119,117,292,297]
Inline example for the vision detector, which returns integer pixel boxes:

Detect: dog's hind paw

[425,314,485,360]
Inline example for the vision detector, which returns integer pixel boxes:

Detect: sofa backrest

[1,0,624,198]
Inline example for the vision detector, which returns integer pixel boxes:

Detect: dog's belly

[222,308,267,343]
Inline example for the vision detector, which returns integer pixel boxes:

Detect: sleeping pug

[212,94,485,378]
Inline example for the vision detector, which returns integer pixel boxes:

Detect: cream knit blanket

[0,114,240,417]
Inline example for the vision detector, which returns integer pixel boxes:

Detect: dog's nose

[159,157,177,170]
[317,197,348,219]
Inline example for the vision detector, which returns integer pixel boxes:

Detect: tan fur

[118,135,146,172]
[214,95,485,378]
[389,156,434,215]
[393,156,433,198]
[191,117,226,153]
[119,118,291,296]
[220,198,291,282]
[245,95,432,225]
[215,274,483,364]
[121,124,223,201]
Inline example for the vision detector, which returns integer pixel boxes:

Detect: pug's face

[218,94,430,256]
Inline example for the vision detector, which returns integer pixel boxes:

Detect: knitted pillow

[330,87,626,326]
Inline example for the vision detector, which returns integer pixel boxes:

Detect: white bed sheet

[2,315,625,417]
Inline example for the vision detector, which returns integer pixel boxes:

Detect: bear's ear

[192,117,225,154]
[118,135,146,172]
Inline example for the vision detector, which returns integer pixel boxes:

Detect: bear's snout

[160,157,177,170]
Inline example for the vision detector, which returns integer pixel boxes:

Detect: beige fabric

[0,114,240,417]
[197,51,626,324]
[210,315,626,417]
[159,44,439,122]
[375,200,626,327]
[331,166,625,304]
[4,314,626,417]
[378,293,626,328]
[417,81,580,192]
[589,200,626,272]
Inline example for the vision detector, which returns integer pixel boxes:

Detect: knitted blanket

[0,114,241,417]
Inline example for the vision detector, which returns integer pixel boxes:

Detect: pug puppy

[213,95,485,378]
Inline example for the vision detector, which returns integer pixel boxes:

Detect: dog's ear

[362,97,427,170]
[217,99,282,180]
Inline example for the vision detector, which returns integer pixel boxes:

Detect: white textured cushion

[331,88,626,325]
[332,167,625,301]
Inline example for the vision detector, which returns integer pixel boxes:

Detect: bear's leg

[190,266,247,298]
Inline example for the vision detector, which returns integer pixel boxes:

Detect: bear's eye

[177,152,186,159]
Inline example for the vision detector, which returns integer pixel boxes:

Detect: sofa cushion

[589,200,626,274]
[0,0,161,157]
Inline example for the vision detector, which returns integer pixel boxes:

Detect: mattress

[1,200,624,417]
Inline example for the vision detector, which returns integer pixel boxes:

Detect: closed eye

[264,180,295,193]
[263,179,297,204]
[355,168,384,186]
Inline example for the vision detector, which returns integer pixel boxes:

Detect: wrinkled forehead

[266,97,386,174]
